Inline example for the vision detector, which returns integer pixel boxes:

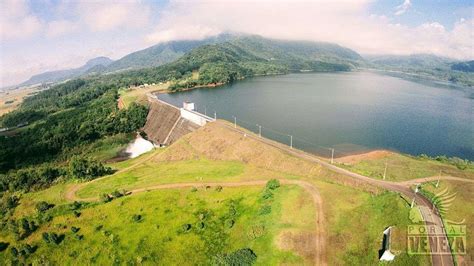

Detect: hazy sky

[1,0,473,87]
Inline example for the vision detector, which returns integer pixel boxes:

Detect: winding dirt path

[66,178,326,265]
[64,120,473,265]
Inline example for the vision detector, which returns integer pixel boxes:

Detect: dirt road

[216,120,464,266]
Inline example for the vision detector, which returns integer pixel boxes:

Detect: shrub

[69,201,82,210]
[49,233,64,245]
[71,227,80,233]
[42,232,63,245]
[214,248,257,265]
[35,201,54,212]
[224,219,235,229]
[259,205,271,215]
[196,222,205,230]
[266,179,280,190]
[261,188,273,200]
[111,189,125,198]
[191,187,198,192]
[73,210,81,217]
[132,214,142,222]
[75,234,84,240]
[181,223,192,232]
[100,193,112,203]
[10,247,18,258]
[42,232,50,243]
[0,242,9,252]
[17,218,37,239]
[215,186,223,192]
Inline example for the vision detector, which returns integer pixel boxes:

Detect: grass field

[1,184,315,264]
[2,121,463,265]
[0,88,39,116]
[337,151,474,181]
[118,83,169,109]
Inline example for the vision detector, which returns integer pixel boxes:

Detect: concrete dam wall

[143,96,213,146]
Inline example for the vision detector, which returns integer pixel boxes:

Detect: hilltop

[18,57,113,87]
[15,34,362,88]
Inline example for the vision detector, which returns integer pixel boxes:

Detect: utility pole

[233,116,236,128]
[411,184,420,208]
[289,135,293,149]
[436,170,441,188]
[214,111,217,120]
[204,107,207,116]
[383,162,388,180]
[256,124,262,138]
[331,148,334,164]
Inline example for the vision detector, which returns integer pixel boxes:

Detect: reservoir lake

[159,72,474,160]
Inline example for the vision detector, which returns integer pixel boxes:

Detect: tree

[69,156,112,180]
[35,201,54,212]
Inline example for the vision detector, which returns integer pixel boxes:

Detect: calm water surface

[160,72,473,160]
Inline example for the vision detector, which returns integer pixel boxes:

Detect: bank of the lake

[159,71,473,160]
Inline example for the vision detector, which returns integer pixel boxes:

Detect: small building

[183,101,195,111]
[379,226,395,261]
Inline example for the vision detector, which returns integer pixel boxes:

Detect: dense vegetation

[100,36,359,91]
[451,60,474,73]
[0,79,148,193]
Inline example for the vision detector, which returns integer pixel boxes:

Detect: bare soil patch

[336,150,394,164]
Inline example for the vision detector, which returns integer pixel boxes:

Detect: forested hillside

[367,54,474,87]
[451,60,474,72]
[101,35,361,90]
[0,79,148,193]
[16,34,361,88]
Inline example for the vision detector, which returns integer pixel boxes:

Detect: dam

[143,94,214,146]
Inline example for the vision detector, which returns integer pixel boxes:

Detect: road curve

[216,121,457,266]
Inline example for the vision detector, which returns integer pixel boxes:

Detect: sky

[0,0,473,88]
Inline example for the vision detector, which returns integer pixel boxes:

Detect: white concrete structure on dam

[180,102,213,126]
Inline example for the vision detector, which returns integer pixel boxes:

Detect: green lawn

[1,185,314,264]
[77,160,248,199]
[315,180,430,265]
[338,153,474,181]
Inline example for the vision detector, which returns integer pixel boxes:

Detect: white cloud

[0,0,42,40]
[145,0,473,60]
[46,20,79,38]
[77,0,151,31]
[395,0,412,16]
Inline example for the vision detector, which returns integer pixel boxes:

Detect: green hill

[104,35,362,90]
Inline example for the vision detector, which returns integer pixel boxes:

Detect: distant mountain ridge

[17,33,363,88]
[104,33,238,72]
[19,56,113,87]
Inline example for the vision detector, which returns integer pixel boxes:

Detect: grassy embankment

[118,83,169,109]
[336,151,474,181]
[420,180,474,264]
[2,121,432,265]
